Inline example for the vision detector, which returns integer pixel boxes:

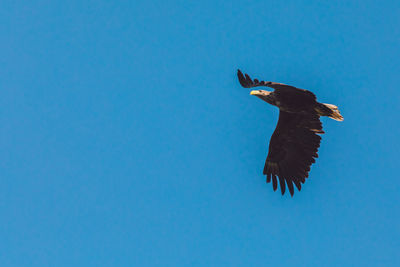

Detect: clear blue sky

[2,0,400,266]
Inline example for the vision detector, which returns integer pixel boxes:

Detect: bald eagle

[237,70,343,196]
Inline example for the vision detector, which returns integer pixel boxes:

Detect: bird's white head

[250,90,275,106]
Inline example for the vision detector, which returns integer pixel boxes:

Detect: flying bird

[237,69,343,196]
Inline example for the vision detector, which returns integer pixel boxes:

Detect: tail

[315,103,344,121]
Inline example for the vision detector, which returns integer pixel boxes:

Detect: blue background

[2,0,400,266]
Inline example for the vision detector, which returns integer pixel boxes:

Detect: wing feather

[272,175,278,191]
[237,69,316,101]
[263,110,323,196]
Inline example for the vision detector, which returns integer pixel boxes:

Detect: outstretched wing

[263,110,323,196]
[237,69,316,100]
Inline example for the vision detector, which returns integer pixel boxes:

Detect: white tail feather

[323,103,344,121]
